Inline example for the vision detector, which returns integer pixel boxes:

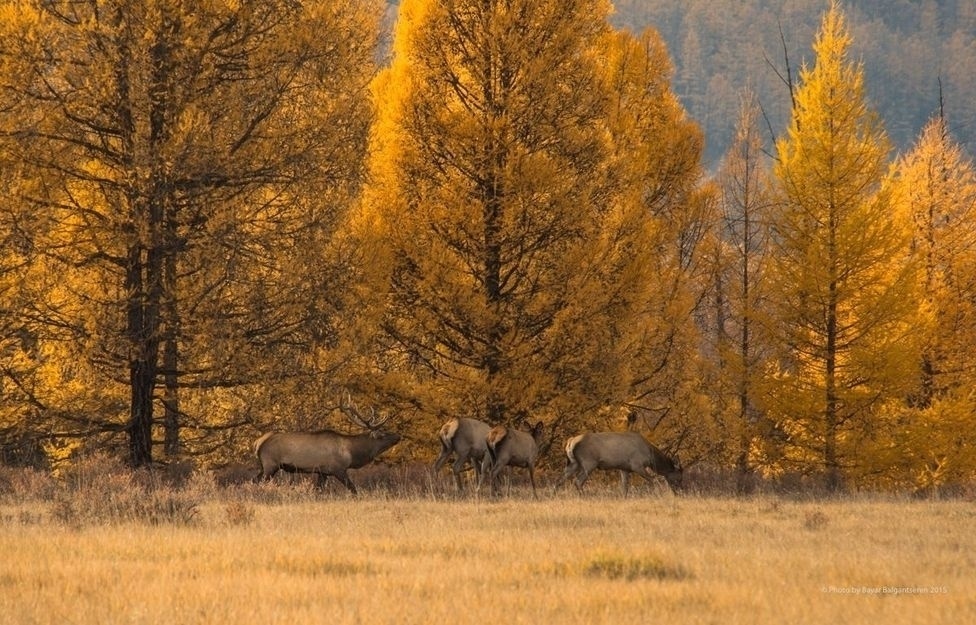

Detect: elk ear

[673,455,682,470]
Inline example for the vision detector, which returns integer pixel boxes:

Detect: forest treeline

[1,0,974,493]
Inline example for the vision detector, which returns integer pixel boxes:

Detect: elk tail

[438,418,460,451]
[486,425,508,462]
[564,434,584,466]
[254,432,275,459]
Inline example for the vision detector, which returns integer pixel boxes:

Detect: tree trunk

[481,65,507,426]
[824,207,841,492]
[483,183,505,425]
[162,297,180,457]
[128,13,175,467]
[162,202,181,457]
[126,239,163,467]
[736,195,753,489]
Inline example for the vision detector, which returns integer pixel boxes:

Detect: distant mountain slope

[613,0,976,165]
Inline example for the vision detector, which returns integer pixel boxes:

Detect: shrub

[582,552,692,581]
[224,500,256,527]
[50,454,199,527]
[0,466,57,502]
[803,509,829,531]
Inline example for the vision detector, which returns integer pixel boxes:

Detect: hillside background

[615,0,976,164]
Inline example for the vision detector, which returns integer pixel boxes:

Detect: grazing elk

[480,421,545,498]
[432,417,491,492]
[254,394,400,494]
[554,431,683,495]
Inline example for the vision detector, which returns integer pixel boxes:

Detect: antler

[339,391,389,431]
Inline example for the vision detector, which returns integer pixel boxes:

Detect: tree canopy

[0,0,973,491]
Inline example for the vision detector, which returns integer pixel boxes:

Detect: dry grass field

[1,472,974,625]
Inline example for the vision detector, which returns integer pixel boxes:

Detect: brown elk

[254,394,400,494]
[480,421,545,498]
[554,431,683,495]
[432,417,491,492]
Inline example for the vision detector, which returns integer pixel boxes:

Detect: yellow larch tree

[597,27,714,454]
[765,2,919,490]
[882,115,976,490]
[897,116,976,404]
[713,90,776,485]
[364,0,612,430]
[0,0,380,466]
[360,0,710,450]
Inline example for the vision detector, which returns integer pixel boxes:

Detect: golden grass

[1,492,973,624]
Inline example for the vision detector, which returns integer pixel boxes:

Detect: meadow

[0,466,973,625]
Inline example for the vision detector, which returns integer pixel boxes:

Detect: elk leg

[258,466,279,482]
[487,462,504,496]
[620,471,630,496]
[314,472,330,490]
[574,467,592,493]
[432,447,452,473]
[335,470,358,495]
[488,465,499,496]
[553,462,579,492]
[451,455,468,492]
[528,467,538,499]
[478,454,493,494]
[636,466,660,490]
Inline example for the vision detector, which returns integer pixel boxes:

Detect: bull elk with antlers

[254,393,401,494]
